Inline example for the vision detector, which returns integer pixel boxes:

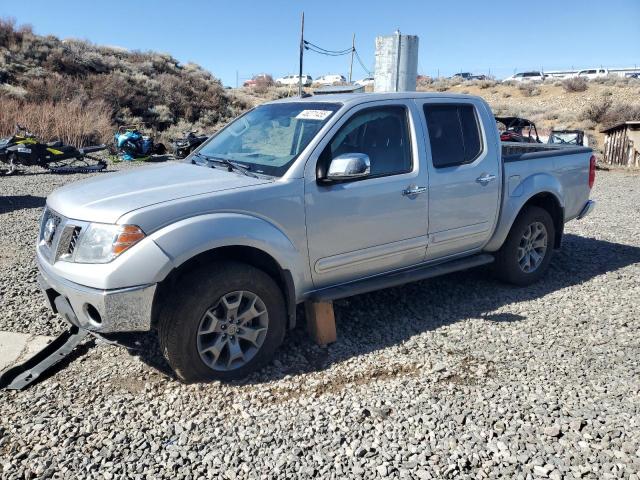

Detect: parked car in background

[315,74,346,85]
[451,73,488,81]
[243,74,273,88]
[504,71,546,83]
[275,74,313,86]
[36,92,595,382]
[575,68,608,80]
[355,77,375,87]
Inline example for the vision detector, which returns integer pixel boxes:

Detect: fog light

[85,304,102,325]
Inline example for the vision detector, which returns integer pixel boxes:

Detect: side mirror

[326,153,370,181]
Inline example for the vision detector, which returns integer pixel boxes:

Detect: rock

[544,425,562,437]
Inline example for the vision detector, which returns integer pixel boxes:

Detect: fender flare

[485,173,565,252]
[149,212,307,297]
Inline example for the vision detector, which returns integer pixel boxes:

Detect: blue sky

[5,0,639,85]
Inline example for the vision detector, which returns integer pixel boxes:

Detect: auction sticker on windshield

[296,110,333,121]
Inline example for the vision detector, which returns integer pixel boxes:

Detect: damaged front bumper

[37,259,156,333]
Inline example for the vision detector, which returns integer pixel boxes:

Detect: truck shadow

[125,234,640,384]
[0,195,46,214]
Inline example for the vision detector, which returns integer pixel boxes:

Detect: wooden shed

[601,121,640,167]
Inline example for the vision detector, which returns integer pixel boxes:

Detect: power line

[305,45,352,56]
[303,40,352,55]
[354,49,372,76]
[301,37,373,78]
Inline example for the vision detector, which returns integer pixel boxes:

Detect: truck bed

[502,142,591,161]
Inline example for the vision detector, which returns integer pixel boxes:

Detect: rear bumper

[37,258,156,333]
[577,200,596,220]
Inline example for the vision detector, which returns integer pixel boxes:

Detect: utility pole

[394,29,401,92]
[298,12,304,97]
[348,33,355,83]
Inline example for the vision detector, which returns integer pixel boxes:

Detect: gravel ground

[0,163,639,479]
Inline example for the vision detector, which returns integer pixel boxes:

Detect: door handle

[476,173,497,185]
[402,185,428,196]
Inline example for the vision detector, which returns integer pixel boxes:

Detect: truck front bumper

[37,259,156,333]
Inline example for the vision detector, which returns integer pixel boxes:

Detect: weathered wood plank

[305,301,337,346]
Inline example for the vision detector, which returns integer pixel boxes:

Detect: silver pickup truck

[36,93,596,382]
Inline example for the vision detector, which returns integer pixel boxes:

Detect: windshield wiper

[193,152,260,178]
[217,158,258,177]
[192,152,217,165]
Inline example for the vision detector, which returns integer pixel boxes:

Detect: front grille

[38,208,87,263]
[68,226,81,254]
[40,209,61,244]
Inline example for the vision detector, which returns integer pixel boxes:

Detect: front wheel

[494,206,555,286]
[158,261,286,383]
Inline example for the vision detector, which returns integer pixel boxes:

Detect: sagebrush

[562,77,588,93]
[0,17,250,145]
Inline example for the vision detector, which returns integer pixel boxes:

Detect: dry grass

[0,98,112,146]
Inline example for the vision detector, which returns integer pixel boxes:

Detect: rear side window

[423,104,483,168]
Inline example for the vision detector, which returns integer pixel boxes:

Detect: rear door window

[423,104,483,168]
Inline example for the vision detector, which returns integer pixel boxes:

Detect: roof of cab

[269,91,482,107]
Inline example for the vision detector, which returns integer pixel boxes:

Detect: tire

[153,143,166,155]
[158,261,286,383]
[494,206,555,286]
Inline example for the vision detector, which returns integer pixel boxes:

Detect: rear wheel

[158,261,286,383]
[494,206,555,286]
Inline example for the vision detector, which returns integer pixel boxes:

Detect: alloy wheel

[197,290,269,371]
[517,221,548,273]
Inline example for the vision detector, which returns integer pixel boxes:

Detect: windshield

[195,102,341,177]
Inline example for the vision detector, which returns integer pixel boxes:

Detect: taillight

[588,155,596,189]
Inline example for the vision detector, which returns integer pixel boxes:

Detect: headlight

[74,223,146,264]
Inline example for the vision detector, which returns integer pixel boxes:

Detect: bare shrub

[518,83,540,97]
[601,104,640,129]
[253,74,274,94]
[580,98,612,123]
[0,83,27,99]
[416,75,433,90]
[562,77,588,92]
[0,98,112,145]
[476,80,497,89]
[421,77,461,92]
[593,74,633,86]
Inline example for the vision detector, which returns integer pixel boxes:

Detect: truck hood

[47,162,271,224]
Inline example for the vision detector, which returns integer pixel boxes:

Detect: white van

[575,68,608,80]
[315,74,346,85]
[275,75,313,87]
[503,71,546,83]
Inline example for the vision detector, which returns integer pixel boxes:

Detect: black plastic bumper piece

[0,326,89,390]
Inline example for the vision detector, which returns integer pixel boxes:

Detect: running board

[310,254,495,302]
